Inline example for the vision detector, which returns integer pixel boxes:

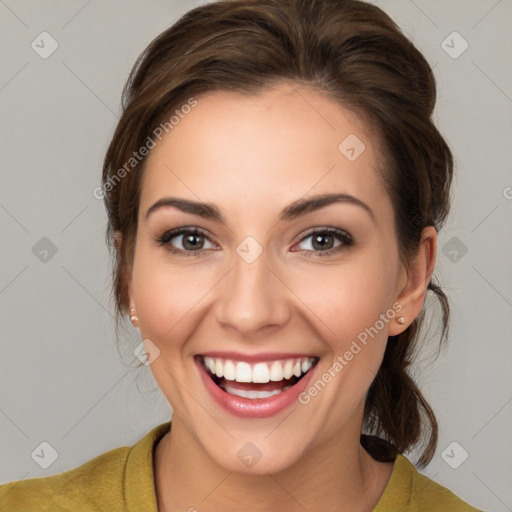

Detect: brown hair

[102,0,453,467]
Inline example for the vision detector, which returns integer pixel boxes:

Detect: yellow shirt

[0,421,483,511]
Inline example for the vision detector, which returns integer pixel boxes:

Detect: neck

[154,417,393,512]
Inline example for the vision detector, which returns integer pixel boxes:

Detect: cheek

[295,251,399,347]
[130,249,217,352]
[131,231,399,360]
[293,259,398,414]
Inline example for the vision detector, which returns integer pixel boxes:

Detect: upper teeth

[203,356,315,383]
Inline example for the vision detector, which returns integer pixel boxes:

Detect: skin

[123,82,437,512]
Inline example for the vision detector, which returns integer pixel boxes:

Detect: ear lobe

[388,226,437,336]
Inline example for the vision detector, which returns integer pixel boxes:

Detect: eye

[294,228,353,257]
[156,227,216,256]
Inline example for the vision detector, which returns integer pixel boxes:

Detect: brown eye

[179,232,206,250]
[295,228,353,257]
[311,233,336,250]
[157,227,216,255]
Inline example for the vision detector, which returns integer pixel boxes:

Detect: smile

[196,354,319,418]
[204,356,315,397]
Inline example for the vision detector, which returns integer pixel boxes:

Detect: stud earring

[129,308,139,326]
[397,316,406,325]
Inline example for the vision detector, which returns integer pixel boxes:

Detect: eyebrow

[145,193,375,223]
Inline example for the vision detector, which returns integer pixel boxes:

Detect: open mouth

[197,355,319,400]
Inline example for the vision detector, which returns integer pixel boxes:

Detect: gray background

[1,1,511,510]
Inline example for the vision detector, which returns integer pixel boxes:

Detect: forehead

[139,83,392,224]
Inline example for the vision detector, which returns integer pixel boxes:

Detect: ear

[127,278,135,312]
[388,226,437,336]
[113,230,123,252]
[114,230,136,312]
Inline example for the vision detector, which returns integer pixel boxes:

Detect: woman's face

[128,83,410,473]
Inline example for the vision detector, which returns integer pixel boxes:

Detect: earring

[129,308,139,326]
[397,316,406,325]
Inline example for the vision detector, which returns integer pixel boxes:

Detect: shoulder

[374,454,485,512]
[0,445,130,511]
[0,422,170,512]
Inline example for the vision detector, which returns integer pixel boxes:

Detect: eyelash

[156,227,213,259]
[156,227,354,258]
[295,228,354,258]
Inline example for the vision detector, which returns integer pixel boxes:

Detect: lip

[195,354,318,419]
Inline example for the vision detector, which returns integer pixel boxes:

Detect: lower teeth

[221,384,292,399]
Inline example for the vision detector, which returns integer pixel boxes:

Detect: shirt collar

[125,421,171,512]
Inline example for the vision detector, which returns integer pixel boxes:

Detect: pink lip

[195,356,318,419]
[200,351,316,363]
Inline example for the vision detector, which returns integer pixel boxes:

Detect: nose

[214,250,291,337]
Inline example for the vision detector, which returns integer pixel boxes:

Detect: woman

[0,0,484,510]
